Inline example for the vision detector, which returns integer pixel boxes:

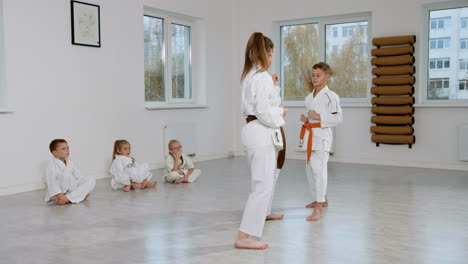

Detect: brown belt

[246,115,286,169]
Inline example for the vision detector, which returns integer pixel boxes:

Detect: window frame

[420,0,468,106]
[143,8,205,109]
[274,12,372,107]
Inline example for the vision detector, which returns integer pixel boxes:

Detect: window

[461,39,468,49]
[279,14,370,103]
[429,78,450,89]
[342,26,354,37]
[429,37,451,49]
[462,17,468,28]
[332,27,338,37]
[460,59,468,70]
[430,17,451,29]
[332,45,338,53]
[429,58,450,69]
[424,3,468,103]
[460,80,467,90]
[280,23,319,101]
[144,11,195,106]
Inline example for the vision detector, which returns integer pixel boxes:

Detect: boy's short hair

[49,139,68,153]
[312,62,333,75]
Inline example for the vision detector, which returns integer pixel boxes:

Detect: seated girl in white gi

[44,139,96,205]
[163,139,201,184]
[300,62,342,221]
[109,139,157,192]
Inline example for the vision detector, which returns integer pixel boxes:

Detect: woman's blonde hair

[303,62,334,92]
[241,32,274,81]
[113,139,130,160]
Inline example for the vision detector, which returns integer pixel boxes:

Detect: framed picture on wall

[70,0,101,47]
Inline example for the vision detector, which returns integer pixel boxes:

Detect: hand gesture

[271,74,279,84]
[300,114,308,123]
[308,110,320,120]
[282,106,288,117]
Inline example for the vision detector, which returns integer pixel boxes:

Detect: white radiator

[459,125,468,161]
[163,123,198,158]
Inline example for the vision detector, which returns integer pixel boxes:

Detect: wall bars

[370,35,416,148]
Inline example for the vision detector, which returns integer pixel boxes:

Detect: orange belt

[299,122,321,163]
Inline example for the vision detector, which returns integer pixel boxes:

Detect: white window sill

[0,108,14,113]
[145,104,208,110]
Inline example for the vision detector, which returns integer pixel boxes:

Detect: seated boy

[44,139,95,204]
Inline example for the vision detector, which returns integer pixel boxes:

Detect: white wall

[231,0,468,171]
[1,0,467,196]
[0,0,235,195]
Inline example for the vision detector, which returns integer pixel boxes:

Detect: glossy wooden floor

[1,158,467,264]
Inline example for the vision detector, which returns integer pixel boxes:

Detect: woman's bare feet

[146,181,157,188]
[123,185,132,192]
[234,238,268,250]
[306,205,322,221]
[266,213,284,220]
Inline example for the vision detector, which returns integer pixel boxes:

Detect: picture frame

[70,0,101,47]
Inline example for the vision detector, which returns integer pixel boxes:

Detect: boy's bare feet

[306,206,322,221]
[84,194,90,200]
[123,185,132,192]
[146,181,157,188]
[55,194,70,205]
[173,179,182,184]
[305,197,328,208]
[266,213,284,220]
[305,201,329,208]
[234,238,268,250]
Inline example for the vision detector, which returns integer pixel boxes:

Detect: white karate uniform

[302,86,342,202]
[240,67,285,237]
[163,154,201,183]
[109,155,153,190]
[43,158,96,203]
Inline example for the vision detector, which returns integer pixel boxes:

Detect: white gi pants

[163,168,201,183]
[240,120,281,237]
[305,150,329,203]
[64,176,96,204]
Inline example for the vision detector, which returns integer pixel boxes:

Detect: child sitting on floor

[109,139,157,192]
[163,139,201,184]
[44,139,96,204]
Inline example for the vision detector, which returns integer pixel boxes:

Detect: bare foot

[55,196,69,205]
[141,180,148,189]
[306,207,322,221]
[266,213,284,220]
[84,194,90,200]
[146,181,157,188]
[305,197,328,208]
[173,179,182,184]
[134,183,144,189]
[305,201,329,208]
[234,238,268,250]
[123,185,132,192]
